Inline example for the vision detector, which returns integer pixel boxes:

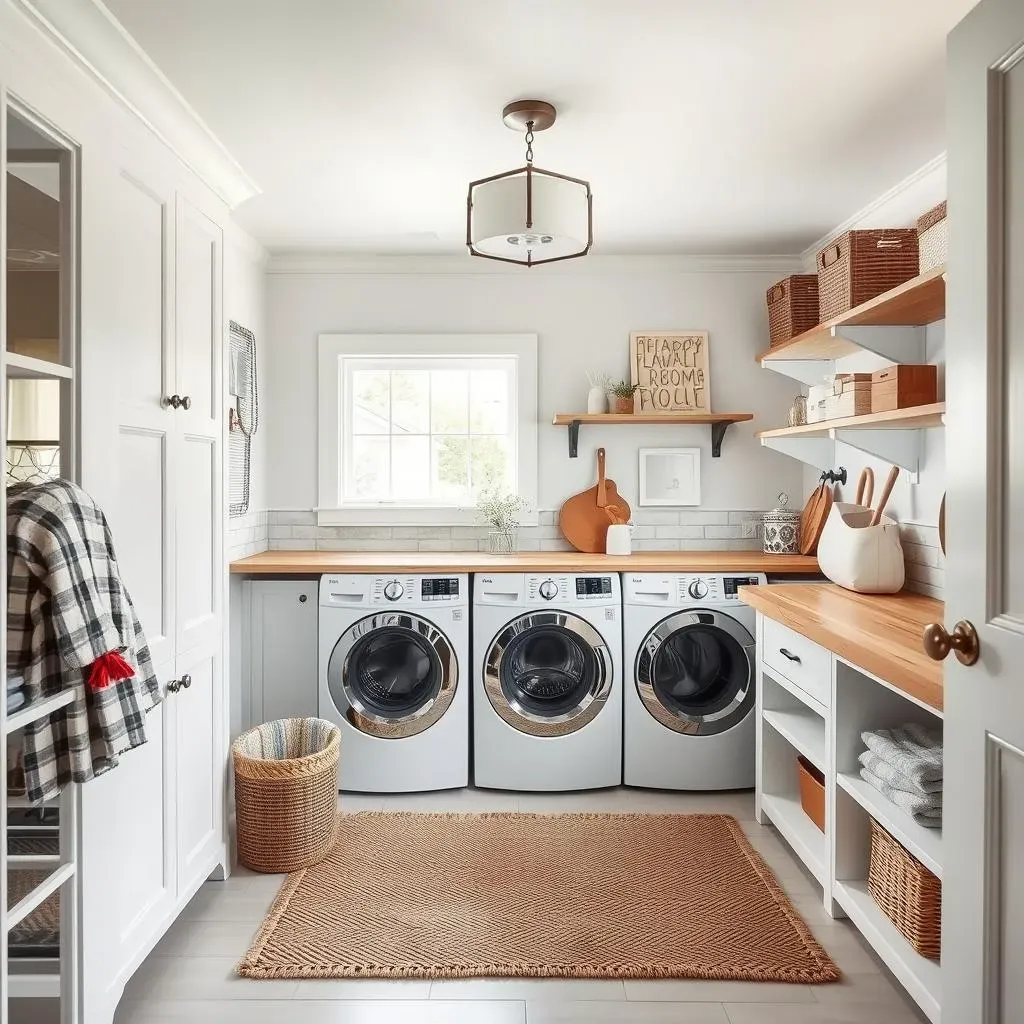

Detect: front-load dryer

[473,572,622,791]
[318,573,469,792]
[623,573,765,790]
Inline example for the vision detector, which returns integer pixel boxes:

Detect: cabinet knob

[180,673,192,689]
[299,594,308,603]
[167,678,181,693]
[923,620,980,666]
[166,394,192,410]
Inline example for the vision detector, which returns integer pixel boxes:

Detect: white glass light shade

[469,168,591,265]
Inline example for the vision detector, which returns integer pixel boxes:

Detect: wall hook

[820,467,847,486]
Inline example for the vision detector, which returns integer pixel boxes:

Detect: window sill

[316,506,540,528]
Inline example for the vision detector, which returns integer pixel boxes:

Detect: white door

[944,2,1024,1020]
[174,194,222,657]
[173,647,222,894]
[78,157,177,1024]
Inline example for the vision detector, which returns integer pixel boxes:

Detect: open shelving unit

[5,352,74,381]
[757,402,946,475]
[755,267,946,476]
[551,412,754,458]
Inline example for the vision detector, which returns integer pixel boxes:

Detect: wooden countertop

[230,550,820,576]
[740,583,944,711]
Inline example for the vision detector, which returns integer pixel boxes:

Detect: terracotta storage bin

[817,229,920,322]
[797,755,826,833]
[766,275,819,347]
[871,364,938,413]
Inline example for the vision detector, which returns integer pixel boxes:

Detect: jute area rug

[239,812,839,983]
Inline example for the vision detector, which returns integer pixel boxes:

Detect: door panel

[79,679,173,1010]
[102,171,175,670]
[176,434,216,651]
[945,3,1024,1020]
[174,649,220,894]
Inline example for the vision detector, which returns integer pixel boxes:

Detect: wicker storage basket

[917,201,948,274]
[233,717,340,873]
[867,818,941,960]
[766,275,819,347]
[817,229,920,322]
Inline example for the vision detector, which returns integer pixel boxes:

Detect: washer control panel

[321,574,467,608]
[524,574,620,605]
[621,573,766,606]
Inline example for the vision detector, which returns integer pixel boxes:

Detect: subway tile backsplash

[227,508,944,599]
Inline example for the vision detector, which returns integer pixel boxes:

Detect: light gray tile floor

[113,788,928,1024]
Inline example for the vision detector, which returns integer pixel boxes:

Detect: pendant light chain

[524,120,535,165]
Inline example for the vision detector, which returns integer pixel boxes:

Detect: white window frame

[318,333,538,526]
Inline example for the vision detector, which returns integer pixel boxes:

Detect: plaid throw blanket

[7,480,161,803]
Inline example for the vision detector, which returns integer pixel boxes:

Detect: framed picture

[638,447,701,506]
[630,330,710,413]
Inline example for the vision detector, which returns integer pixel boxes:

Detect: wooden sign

[630,331,710,413]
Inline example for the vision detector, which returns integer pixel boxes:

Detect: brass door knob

[923,620,980,665]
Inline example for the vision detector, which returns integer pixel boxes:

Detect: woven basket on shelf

[766,275,819,347]
[233,717,340,873]
[917,201,948,274]
[816,229,920,322]
[867,818,941,960]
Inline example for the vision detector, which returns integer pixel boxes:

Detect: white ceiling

[103,0,975,256]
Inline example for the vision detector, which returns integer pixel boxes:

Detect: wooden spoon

[855,467,874,508]
[870,466,900,526]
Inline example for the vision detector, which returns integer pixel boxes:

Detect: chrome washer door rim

[635,609,754,736]
[327,612,457,739]
[484,611,613,737]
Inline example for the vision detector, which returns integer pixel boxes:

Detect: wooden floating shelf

[551,412,754,458]
[756,266,946,363]
[5,351,74,380]
[757,403,946,439]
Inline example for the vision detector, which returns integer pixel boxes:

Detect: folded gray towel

[862,723,943,789]
[859,750,942,795]
[860,766,942,828]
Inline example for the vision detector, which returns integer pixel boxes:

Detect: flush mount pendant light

[467,100,593,268]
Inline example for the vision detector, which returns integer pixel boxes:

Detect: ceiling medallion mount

[467,99,593,268]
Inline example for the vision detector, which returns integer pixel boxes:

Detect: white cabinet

[79,155,227,1024]
[245,580,319,726]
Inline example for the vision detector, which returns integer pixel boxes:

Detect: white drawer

[762,618,832,708]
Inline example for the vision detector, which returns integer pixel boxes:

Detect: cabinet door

[174,194,222,657]
[247,580,320,725]
[79,667,175,1022]
[173,646,223,895]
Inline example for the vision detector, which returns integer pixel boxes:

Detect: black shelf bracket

[567,419,581,458]
[710,421,731,458]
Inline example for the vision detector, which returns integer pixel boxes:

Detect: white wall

[263,258,806,520]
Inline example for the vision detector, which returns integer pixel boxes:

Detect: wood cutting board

[799,480,833,556]
[559,448,631,553]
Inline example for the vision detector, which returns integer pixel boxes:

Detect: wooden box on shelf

[867,818,942,961]
[766,275,819,347]
[816,229,920,322]
[871,364,938,413]
[797,756,826,833]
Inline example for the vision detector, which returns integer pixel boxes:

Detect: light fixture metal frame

[466,162,594,268]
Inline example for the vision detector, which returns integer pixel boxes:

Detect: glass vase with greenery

[476,491,527,554]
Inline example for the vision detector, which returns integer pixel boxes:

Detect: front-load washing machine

[318,573,469,792]
[473,572,622,791]
[623,573,765,790]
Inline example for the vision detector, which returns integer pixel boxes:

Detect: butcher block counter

[230,549,820,576]
[740,582,944,711]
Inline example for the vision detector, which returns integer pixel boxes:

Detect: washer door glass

[327,612,457,739]
[485,612,613,737]
[636,610,754,736]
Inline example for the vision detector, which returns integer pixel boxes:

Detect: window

[318,334,538,525]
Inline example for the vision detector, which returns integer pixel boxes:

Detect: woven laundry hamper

[233,717,340,873]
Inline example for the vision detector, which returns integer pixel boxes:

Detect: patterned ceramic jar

[763,492,801,555]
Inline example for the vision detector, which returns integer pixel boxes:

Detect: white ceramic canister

[587,386,608,415]
[605,522,634,555]
[762,492,801,555]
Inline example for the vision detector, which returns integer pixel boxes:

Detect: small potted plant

[608,379,640,414]
[476,490,527,554]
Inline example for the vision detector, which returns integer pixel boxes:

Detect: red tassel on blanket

[88,650,135,691]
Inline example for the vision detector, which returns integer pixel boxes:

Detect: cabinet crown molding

[12,0,260,209]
